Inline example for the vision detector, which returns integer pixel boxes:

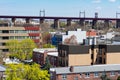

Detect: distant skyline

[0,0,120,18]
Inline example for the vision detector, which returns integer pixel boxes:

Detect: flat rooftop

[50,64,120,74]
[0,65,6,72]
[33,48,58,57]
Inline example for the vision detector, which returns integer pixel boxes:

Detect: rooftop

[33,48,58,57]
[50,64,120,74]
[0,65,6,72]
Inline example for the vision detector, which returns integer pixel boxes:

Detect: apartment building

[50,64,120,80]
[58,44,120,67]
[0,23,41,53]
[33,48,58,67]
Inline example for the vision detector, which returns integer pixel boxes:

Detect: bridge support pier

[104,20,109,28]
[116,20,120,28]
[40,18,44,25]
[92,20,97,29]
[12,18,16,26]
[67,19,71,26]
[54,19,59,29]
[79,19,84,27]
[26,18,31,24]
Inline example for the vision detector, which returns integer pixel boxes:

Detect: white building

[62,29,86,44]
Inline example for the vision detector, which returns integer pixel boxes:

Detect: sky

[0,0,120,18]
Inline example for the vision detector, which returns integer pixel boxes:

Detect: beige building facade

[58,44,120,67]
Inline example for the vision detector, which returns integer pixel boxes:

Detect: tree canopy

[117,76,120,80]
[42,57,52,70]
[42,32,51,44]
[100,72,111,80]
[5,63,50,80]
[43,43,55,48]
[6,39,37,61]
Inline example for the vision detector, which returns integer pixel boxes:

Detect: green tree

[6,39,36,61]
[43,43,55,48]
[43,57,52,70]
[6,40,20,54]
[117,76,120,80]
[100,72,111,80]
[20,39,36,60]
[5,63,50,80]
[59,22,66,28]
[42,32,52,44]
[0,52,3,64]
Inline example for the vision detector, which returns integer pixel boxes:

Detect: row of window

[0,36,39,40]
[62,71,120,80]
[59,50,68,57]
[0,30,39,33]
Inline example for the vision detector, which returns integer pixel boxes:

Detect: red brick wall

[53,71,120,80]
[48,55,58,67]
[33,52,44,66]
[33,51,58,67]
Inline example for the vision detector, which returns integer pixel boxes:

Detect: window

[9,36,14,39]
[2,43,6,46]
[110,71,115,76]
[62,74,67,80]
[85,73,90,78]
[94,72,99,77]
[0,30,2,33]
[74,76,78,80]
[99,49,102,55]
[98,57,102,64]
[50,73,54,80]
[2,30,9,33]
[103,58,106,64]
[9,30,14,33]
[2,49,8,52]
[118,71,120,75]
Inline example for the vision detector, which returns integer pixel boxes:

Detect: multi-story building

[51,29,87,47]
[0,22,41,53]
[58,44,120,67]
[33,48,58,67]
[50,64,120,80]
[63,29,86,44]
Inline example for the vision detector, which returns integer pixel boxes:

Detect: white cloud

[92,0,101,3]
[109,0,116,2]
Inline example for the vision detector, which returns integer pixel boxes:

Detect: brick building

[58,44,120,67]
[33,48,58,67]
[50,64,120,80]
